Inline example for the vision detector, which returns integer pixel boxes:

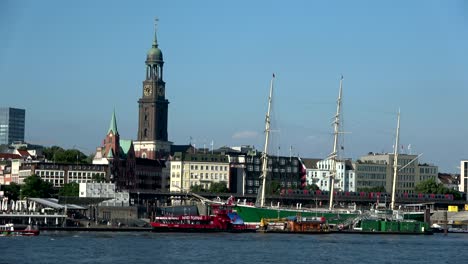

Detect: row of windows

[189,172,228,181]
[246,188,259,194]
[357,166,386,172]
[397,182,415,188]
[357,173,386,180]
[37,170,105,178]
[397,175,415,181]
[246,157,298,166]
[317,163,346,170]
[247,165,298,173]
[420,167,437,174]
[189,165,228,171]
[357,180,386,187]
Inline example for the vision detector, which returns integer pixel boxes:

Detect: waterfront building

[18,162,108,187]
[134,22,172,159]
[459,160,468,200]
[0,107,25,145]
[354,153,438,193]
[237,148,306,196]
[169,152,229,192]
[0,154,22,184]
[438,173,459,191]
[79,182,130,206]
[303,158,356,192]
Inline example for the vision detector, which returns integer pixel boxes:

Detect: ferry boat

[0,224,40,237]
[150,203,256,232]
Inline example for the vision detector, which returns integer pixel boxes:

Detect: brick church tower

[134,21,172,159]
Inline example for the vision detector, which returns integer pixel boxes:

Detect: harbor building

[133,22,172,160]
[459,160,468,201]
[0,107,25,145]
[242,150,306,195]
[303,158,356,192]
[354,153,438,193]
[18,162,108,187]
[169,152,230,192]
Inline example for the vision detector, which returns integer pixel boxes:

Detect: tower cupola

[145,19,164,81]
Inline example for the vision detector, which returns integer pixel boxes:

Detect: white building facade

[306,159,356,192]
[169,152,229,192]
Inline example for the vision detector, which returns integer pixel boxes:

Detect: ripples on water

[1,232,468,264]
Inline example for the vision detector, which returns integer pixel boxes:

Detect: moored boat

[0,224,40,237]
[259,215,330,234]
[150,203,256,232]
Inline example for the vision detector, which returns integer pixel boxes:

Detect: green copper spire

[108,109,118,135]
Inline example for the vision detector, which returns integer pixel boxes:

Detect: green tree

[266,180,281,195]
[20,175,54,198]
[1,183,21,200]
[415,178,461,199]
[190,185,206,193]
[92,173,107,183]
[415,178,440,194]
[58,182,79,197]
[208,182,229,193]
[43,146,89,164]
[306,183,320,191]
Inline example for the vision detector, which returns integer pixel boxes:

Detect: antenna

[289,145,292,162]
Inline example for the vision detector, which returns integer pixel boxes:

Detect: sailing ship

[234,75,360,225]
[343,111,432,234]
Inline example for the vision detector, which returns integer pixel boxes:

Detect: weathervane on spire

[153,17,159,46]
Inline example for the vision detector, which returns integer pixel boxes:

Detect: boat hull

[234,205,358,225]
[0,230,40,237]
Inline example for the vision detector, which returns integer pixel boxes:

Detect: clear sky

[1,0,467,173]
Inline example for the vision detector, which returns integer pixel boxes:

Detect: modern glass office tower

[0,107,25,145]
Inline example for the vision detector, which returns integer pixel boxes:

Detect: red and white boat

[0,224,40,237]
[150,204,256,232]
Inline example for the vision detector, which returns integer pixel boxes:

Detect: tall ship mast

[256,74,275,208]
[329,76,343,211]
[390,110,401,210]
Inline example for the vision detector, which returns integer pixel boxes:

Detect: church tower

[134,20,172,159]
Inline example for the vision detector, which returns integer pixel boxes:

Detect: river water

[1,231,467,264]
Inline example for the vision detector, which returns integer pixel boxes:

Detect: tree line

[1,175,81,200]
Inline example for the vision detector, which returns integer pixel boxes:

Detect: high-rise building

[134,22,172,159]
[0,107,25,145]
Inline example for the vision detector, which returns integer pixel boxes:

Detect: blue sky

[0,0,467,172]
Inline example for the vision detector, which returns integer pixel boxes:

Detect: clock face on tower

[144,85,152,96]
[158,87,164,96]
